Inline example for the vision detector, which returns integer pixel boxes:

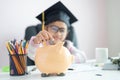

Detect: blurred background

[0,0,120,68]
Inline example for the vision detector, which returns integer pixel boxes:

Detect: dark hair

[65,26,78,48]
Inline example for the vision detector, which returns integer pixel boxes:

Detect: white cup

[95,48,108,63]
[118,53,120,58]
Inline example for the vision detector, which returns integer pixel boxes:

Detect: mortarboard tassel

[42,12,45,31]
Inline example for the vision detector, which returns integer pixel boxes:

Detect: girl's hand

[33,30,54,44]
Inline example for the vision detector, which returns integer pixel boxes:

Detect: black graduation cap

[36,1,78,27]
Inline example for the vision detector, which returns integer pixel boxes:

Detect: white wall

[73,0,108,60]
[0,0,119,68]
[107,0,120,57]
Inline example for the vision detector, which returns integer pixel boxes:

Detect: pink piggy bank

[35,42,74,77]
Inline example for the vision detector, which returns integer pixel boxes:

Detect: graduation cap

[36,1,78,27]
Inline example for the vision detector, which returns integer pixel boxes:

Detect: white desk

[0,61,120,80]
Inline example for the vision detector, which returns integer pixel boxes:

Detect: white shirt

[28,36,87,63]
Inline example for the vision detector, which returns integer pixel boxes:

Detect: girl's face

[45,21,68,44]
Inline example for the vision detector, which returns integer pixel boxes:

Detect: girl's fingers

[45,31,54,41]
[41,31,49,40]
[34,30,54,44]
[39,30,54,41]
[33,37,40,44]
[38,34,46,42]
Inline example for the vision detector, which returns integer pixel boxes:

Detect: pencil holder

[9,54,27,76]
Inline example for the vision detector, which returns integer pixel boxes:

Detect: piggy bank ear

[55,41,64,46]
[53,41,64,51]
[55,41,64,47]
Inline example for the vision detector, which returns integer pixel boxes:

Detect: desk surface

[0,62,120,80]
